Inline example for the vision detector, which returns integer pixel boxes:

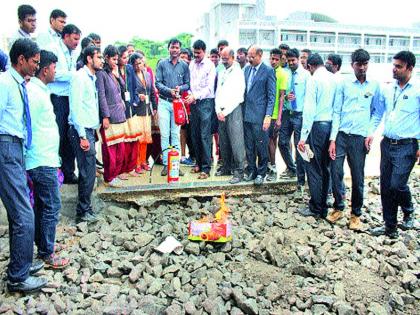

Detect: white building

[195,0,420,65]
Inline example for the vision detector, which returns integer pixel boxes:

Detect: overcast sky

[2,0,419,47]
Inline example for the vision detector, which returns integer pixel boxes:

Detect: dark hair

[167,38,181,49]
[237,47,248,56]
[0,49,7,72]
[270,48,282,56]
[327,53,342,71]
[126,43,134,48]
[307,53,324,67]
[286,48,300,59]
[393,50,416,68]
[217,40,229,48]
[62,24,81,37]
[279,44,290,51]
[81,37,93,50]
[36,50,58,76]
[83,46,100,65]
[9,38,40,65]
[301,48,312,55]
[180,48,192,59]
[50,9,66,20]
[118,45,128,56]
[193,39,206,51]
[104,45,118,58]
[88,33,101,41]
[18,5,36,21]
[210,48,219,55]
[351,49,370,64]
[129,53,143,66]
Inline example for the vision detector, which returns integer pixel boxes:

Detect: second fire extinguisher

[167,146,180,183]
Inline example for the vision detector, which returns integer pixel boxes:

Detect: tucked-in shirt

[284,65,311,112]
[189,57,216,100]
[155,58,190,98]
[370,78,420,140]
[301,66,336,142]
[37,28,62,50]
[215,62,245,116]
[0,67,26,139]
[69,66,100,138]
[25,77,60,170]
[330,74,381,140]
[272,66,289,120]
[48,40,77,96]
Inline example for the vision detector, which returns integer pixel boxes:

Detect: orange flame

[197,193,230,223]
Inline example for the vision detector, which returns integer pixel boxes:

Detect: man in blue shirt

[49,24,81,185]
[26,50,70,269]
[327,49,381,230]
[0,39,47,293]
[68,45,103,223]
[370,51,419,238]
[297,54,337,218]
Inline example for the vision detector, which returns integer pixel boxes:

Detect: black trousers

[244,121,269,177]
[51,94,76,179]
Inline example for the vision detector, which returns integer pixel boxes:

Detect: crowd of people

[0,4,418,293]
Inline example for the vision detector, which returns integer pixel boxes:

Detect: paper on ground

[154,236,184,255]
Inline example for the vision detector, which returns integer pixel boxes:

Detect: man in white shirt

[8,5,37,49]
[37,9,67,50]
[215,47,246,184]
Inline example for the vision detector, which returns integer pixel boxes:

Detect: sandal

[53,243,66,253]
[191,166,200,174]
[43,254,70,269]
[141,163,151,171]
[198,172,209,179]
[118,173,129,180]
[128,170,140,177]
[135,166,145,174]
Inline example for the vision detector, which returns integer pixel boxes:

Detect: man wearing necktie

[243,46,276,186]
[0,39,48,293]
[369,51,419,238]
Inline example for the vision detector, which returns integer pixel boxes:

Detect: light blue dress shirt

[37,28,62,51]
[284,65,311,112]
[370,78,420,140]
[69,66,100,138]
[48,40,77,96]
[330,74,381,140]
[25,77,60,170]
[301,66,336,142]
[0,68,26,139]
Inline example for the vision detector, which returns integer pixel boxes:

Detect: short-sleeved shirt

[272,66,289,119]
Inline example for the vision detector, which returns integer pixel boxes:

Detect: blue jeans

[380,138,418,228]
[305,122,331,217]
[331,132,366,216]
[279,111,305,185]
[0,138,34,282]
[158,99,180,164]
[28,166,61,258]
[244,121,269,177]
[68,127,96,216]
[191,98,213,174]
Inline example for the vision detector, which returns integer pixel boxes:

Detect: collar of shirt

[30,77,49,94]
[83,65,96,82]
[49,27,61,39]
[253,62,262,73]
[9,67,25,85]
[18,28,31,38]
[351,73,372,85]
[393,78,414,91]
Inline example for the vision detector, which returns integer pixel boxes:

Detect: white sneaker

[106,178,123,188]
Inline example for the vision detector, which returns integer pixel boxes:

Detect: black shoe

[216,168,231,176]
[298,207,322,218]
[64,174,78,185]
[29,260,44,275]
[76,212,98,224]
[229,176,242,185]
[370,226,399,239]
[161,166,168,176]
[254,175,264,186]
[400,213,414,230]
[244,172,256,182]
[7,276,47,293]
[96,158,104,168]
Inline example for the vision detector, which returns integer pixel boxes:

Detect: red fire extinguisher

[167,146,180,183]
[173,97,189,126]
